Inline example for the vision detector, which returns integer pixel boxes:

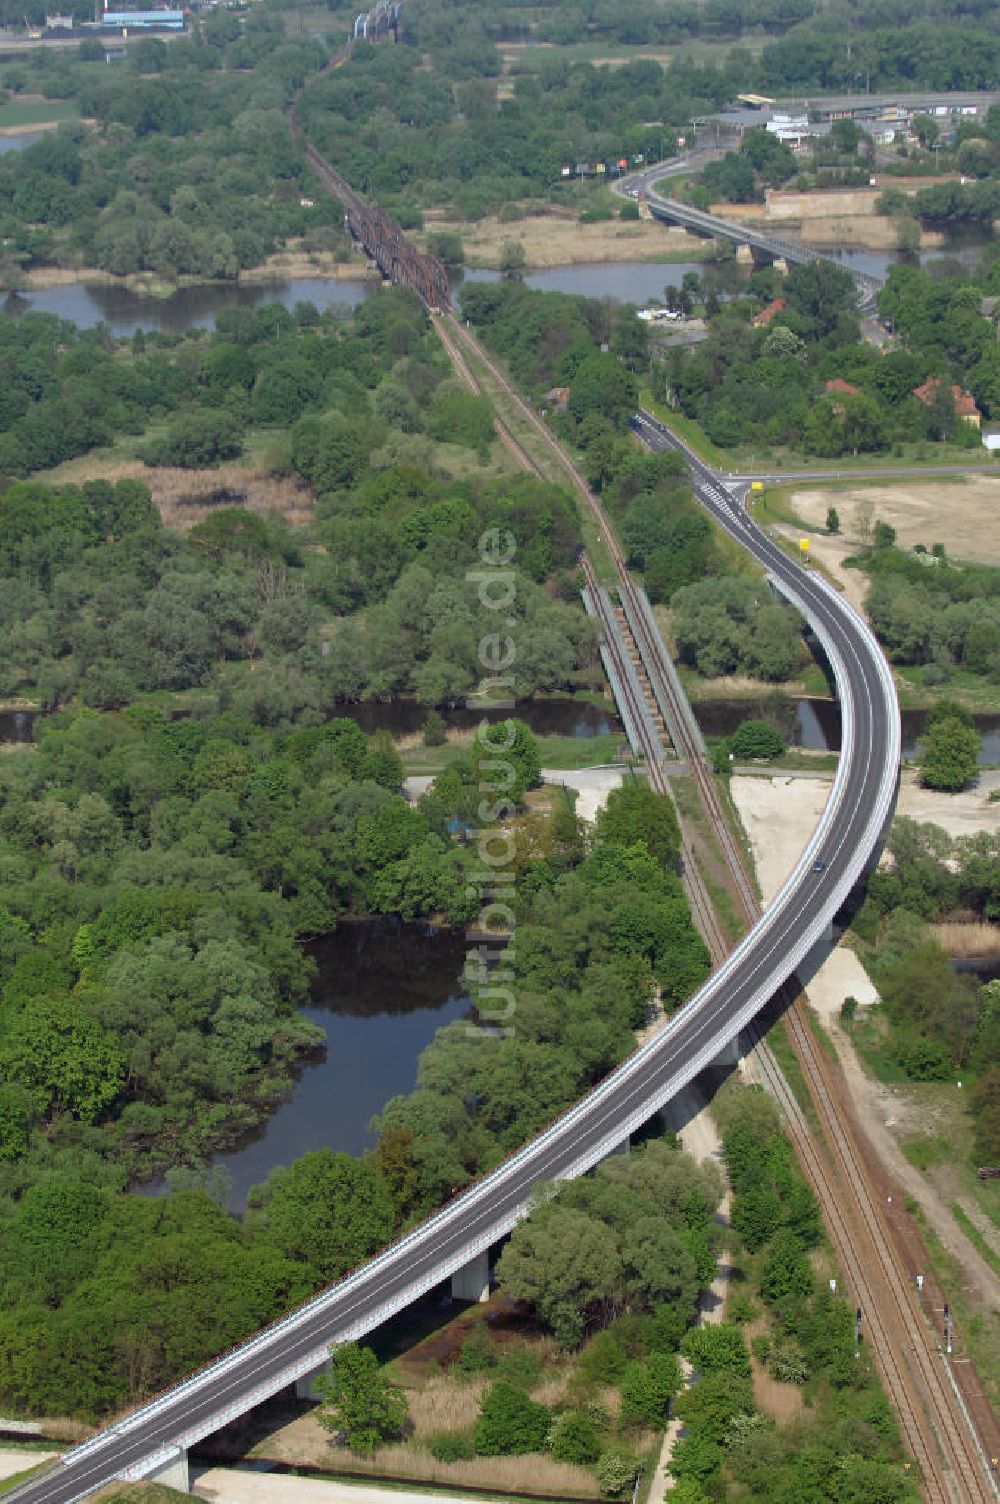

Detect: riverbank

[17,249,372,295]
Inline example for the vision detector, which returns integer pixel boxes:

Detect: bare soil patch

[708,190,945,249]
[789,478,1000,568]
[419,213,705,271]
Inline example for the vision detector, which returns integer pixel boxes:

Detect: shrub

[423,710,447,746]
[596,1449,638,1498]
[144,411,243,468]
[429,1433,475,1462]
[899,1037,952,1081]
[578,1331,628,1385]
[619,201,641,221]
[681,1323,751,1378]
[551,1409,601,1465]
[729,719,785,761]
[474,1381,550,1455]
[456,1321,497,1375]
[497,1344,542,1390]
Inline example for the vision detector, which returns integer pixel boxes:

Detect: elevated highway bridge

[617,160,883,310]
[6,133,919,1504]
[8,342,902,1504]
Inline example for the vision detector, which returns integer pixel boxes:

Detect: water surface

[193,918,472,1212]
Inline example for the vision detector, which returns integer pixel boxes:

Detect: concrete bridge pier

[714,1033,749,1074]
[772,257,789,275]
[451,1249,491,1303]
[295,1357,333,1400]
[736,243,754,267]
[147,1447,190,1494]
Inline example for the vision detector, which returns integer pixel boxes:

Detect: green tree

[826,506,840,534]
[249,1150,395,1282]
[496,1203,621,1347]
[315,1343,409,1455]
[0,995,125,1124]
[595,782,681,868]
[919,715,980,792]
[500,239,527,275]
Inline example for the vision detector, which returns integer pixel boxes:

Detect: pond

[0,131,43,154]
[145,918,473,1214]
[0,709,35,743]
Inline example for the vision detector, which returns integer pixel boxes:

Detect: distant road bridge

[617,160,883,310]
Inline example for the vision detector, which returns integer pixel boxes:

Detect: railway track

[756,992,998,1504]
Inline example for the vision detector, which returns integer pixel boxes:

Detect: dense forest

[0,262,726,1424]
[0,292,592,711]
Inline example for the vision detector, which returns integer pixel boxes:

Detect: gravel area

[0,1447,55,1481]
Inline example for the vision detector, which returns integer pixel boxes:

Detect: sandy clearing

[897,767,1000,840]
[772,525,870,612]
[194,1469,491,1504]
[418,213,706,271]
[730,773,832,903]
[541,765,623,823]
[0,1448,55,1480]
[789,478,1000,568]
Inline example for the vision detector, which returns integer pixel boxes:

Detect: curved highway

[615,158,884,309]
[11,422,900,1504]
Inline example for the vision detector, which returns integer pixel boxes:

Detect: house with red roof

[752,297,786,329]
[912,377,982,429]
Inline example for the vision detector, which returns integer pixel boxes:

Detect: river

[0,244,956,337]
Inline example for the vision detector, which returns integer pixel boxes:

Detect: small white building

[981,426,1000,452]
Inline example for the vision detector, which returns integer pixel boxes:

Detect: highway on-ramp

[10,426,900,1504]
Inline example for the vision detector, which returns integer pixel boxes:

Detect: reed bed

[932,921,1000,959]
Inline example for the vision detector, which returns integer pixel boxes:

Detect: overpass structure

[9,364,901,1504]
[617,160,883,309]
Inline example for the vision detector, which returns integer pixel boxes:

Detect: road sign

[750,480,764,491]
[799,539,810,551]
[618,157,628,169]
[561,165,571,177]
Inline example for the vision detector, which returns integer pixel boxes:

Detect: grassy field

[401,732,627,776]
[0,99,79,129]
